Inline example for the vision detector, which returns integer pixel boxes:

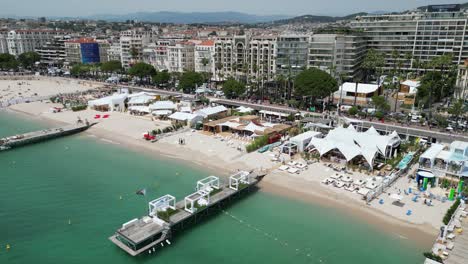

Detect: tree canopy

[70,63,90,77]
[127,62,156,83]
[362,49,384,82]
[222,78,246,99]
[178,71,204,93]
[294,68,338,101]
[18,52,41,69]
[152,70,171,86]
[371,95,390,112]
[448,99,466,122]
[100,60,122,73]
[0,53,19,71]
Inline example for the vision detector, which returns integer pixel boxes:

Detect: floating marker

[6,244,10,251]
[68,219,71,225]
[119,195,123,200]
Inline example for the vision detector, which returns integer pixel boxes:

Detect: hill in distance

[85,11,291,24]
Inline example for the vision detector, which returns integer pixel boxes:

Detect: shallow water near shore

[0,111,424,264]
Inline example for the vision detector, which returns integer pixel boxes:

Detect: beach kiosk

[416,170,436,190]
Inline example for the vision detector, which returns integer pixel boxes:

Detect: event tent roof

[168,112,199,121]
[88,93,127,107]
[307,125,400,168]
[149,101,177,111]
[195,105,227,117]
[420,144,445,163]
[338,82,379,94]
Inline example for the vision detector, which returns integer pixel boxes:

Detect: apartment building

[64,38,100,64]
[308,34,366,80]
[276,35,309,77]
[34,35,70,66]
[350,4,468,70]
[0,30,8,54]
[214,36,248,80]
[120,29,154,69]
[107,43,121,62]
[168,41,196,73]
[247,36,277,81]
[194,40,215,74]
[6,29,62,56]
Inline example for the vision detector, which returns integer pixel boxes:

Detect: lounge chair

[278,165,289,171]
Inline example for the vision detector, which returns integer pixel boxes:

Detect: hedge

[443,199,461,225]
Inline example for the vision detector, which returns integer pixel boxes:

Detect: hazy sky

[1,0,466,17]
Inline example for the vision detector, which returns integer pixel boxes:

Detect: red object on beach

[103,114,110,119]
[94,115,101,119]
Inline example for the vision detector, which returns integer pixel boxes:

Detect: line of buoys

[221,210,326,262]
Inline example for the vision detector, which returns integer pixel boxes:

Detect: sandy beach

[1,78,445,248]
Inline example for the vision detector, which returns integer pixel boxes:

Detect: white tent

[149,101,177,111]
[128,93,155,106]
[88,93,127,112]
[236,106,254,113]
[307,126,401,169]
[195,105,227,118]
[128,106,150,113]
[242,122,266,133]
[289,131,322,152]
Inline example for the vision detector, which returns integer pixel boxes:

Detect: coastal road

[347,118,468,143]
[58,78,468,143]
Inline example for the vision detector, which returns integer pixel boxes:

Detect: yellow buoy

[6,244,10,251]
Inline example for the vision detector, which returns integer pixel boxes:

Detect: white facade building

[194,40,215,75]
[6,29,62,56]
[120,29,153,69]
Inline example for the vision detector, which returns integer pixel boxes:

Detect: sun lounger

[279,165,289,171]
[447,233,456,240]
[287,161,297,166]
[446,242,454,250]
[296,163,307,170]
[342,176,353,182]
[330,174,341,180]
[287,168,300,174]
[345,185,357,192]
[334,181,345,188]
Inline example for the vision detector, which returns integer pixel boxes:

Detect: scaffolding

[229,171,251,191]
[148,195,176,220]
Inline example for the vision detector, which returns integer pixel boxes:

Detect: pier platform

[0,120,93,150]
[110,171,264,256]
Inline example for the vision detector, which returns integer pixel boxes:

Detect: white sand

[0,78,100,105]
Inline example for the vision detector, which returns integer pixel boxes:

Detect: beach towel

[103,114,110,119]
[94,115,101,119]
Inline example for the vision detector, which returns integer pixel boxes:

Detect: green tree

[0,53,19,70]
[100,60,122,75]
[179,71,204,93]
[127,62,156,84]
[222,78,246,99]
[371,95,390,112]
[362,49,384,83]
[294,68,338,106]
[448,99,466,127]
[152,70,171,86]
[18,51,41,69]
[70,63,90,77]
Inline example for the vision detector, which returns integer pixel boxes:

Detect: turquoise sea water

[0,111,424,264]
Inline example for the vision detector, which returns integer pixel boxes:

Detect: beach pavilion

[149,101,177,117]
[419,141,468,179]
[88,93,128,112]
[306,125,401,170]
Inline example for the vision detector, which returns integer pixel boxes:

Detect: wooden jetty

[0,120,94,150]
[109,171,265,257]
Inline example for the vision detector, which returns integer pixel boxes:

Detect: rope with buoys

[221,209,335,263]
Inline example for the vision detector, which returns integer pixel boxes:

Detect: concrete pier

[0,121,94,150]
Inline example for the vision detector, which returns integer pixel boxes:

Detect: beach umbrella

[389,193,403,201]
